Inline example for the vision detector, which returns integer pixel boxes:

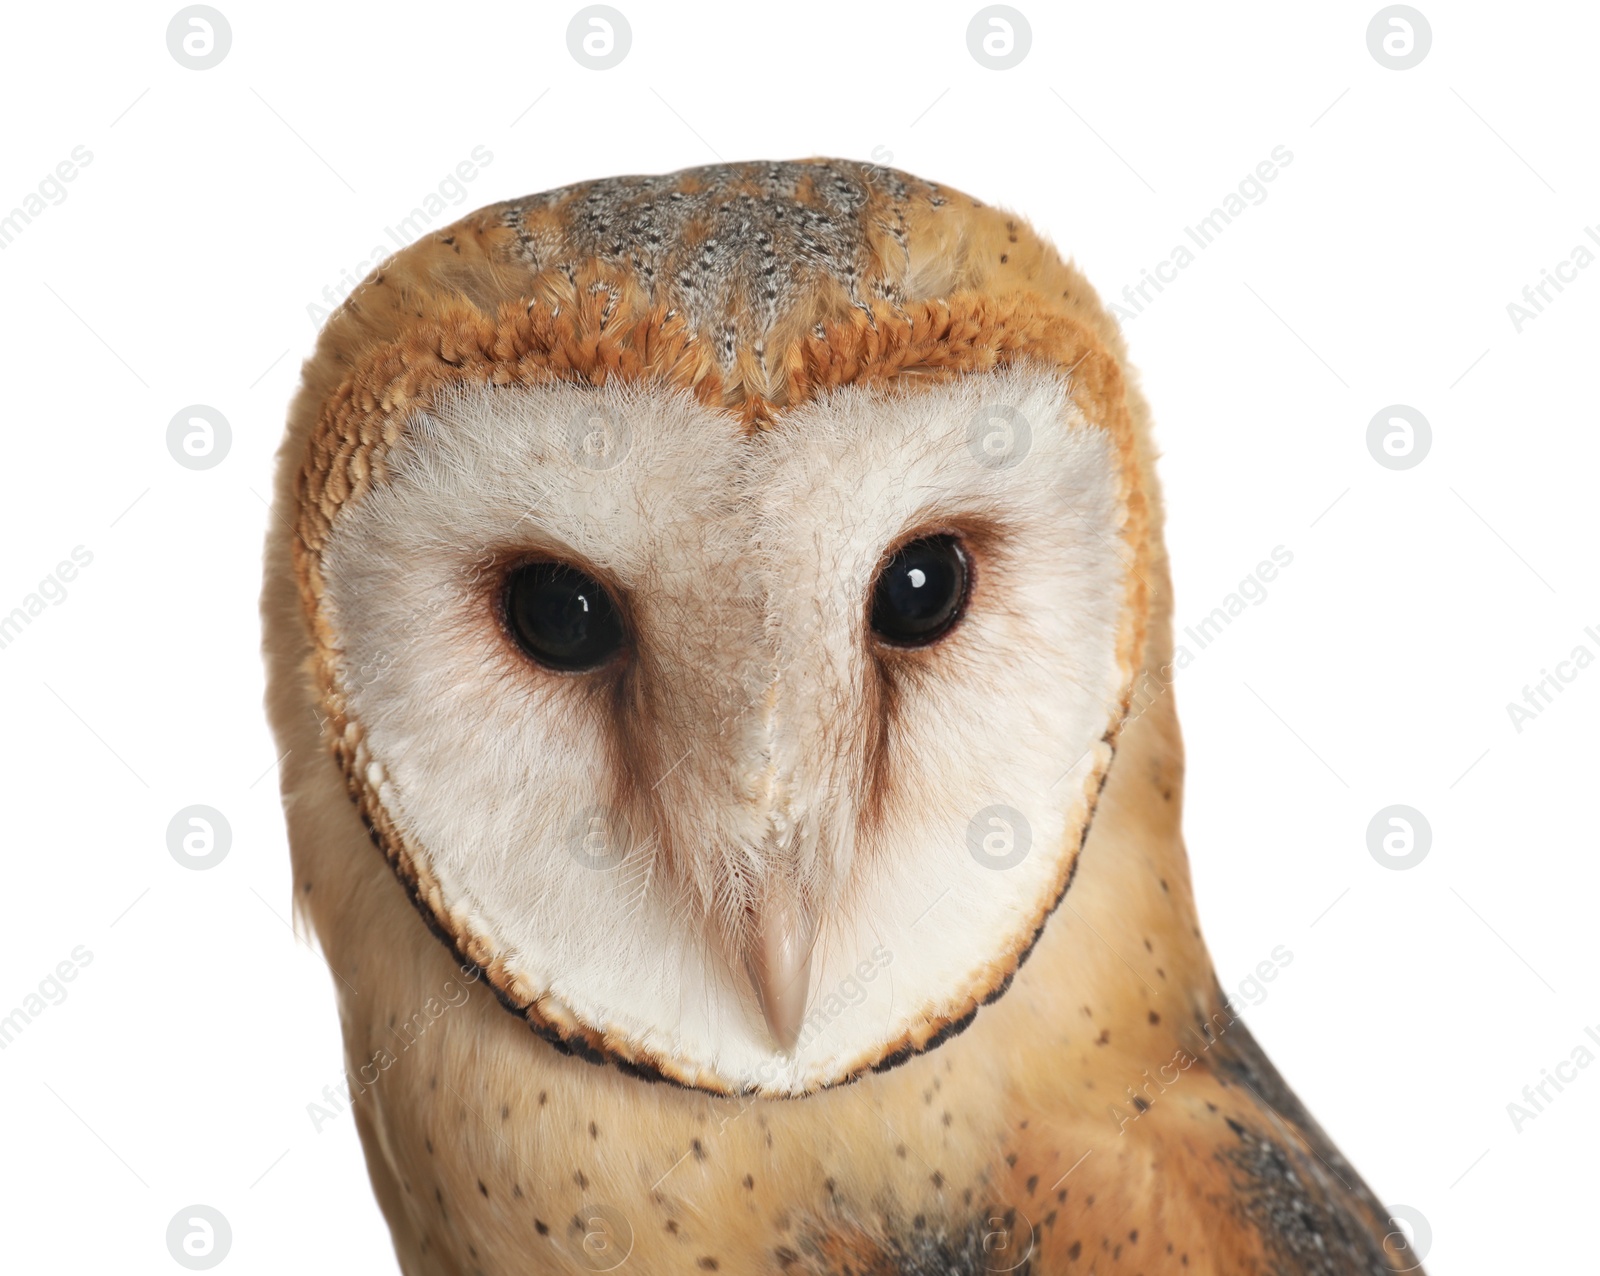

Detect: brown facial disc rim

[293,288,1150,1096]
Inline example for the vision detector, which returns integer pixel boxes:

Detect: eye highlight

[870,534,969,647]
[504,562,625,672]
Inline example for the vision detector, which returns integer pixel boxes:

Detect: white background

[1,1,1594,1271]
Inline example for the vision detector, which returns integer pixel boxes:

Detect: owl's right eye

[503,562,625,672]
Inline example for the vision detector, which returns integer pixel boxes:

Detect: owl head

[277,158,1152,1096]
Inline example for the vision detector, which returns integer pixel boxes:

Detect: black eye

[504,562,624,672]
[870,535,969,647]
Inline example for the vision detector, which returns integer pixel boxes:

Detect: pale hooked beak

[743,895,816,1053]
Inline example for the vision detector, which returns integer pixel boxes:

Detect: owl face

[308,358,1144,1095]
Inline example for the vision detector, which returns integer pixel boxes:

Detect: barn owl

[264,158,1419,1274]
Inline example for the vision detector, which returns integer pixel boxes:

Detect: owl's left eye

[870,534,970,647]
[503,562,625,672]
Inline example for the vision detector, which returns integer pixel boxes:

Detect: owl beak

[744,897,816,1054]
